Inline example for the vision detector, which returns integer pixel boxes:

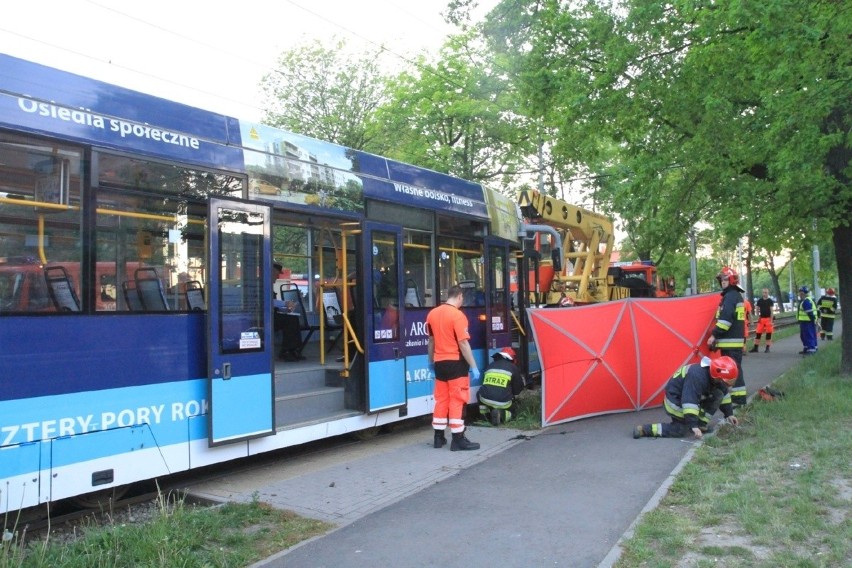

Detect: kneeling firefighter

[478,347,527,425]
[634,356,740,439]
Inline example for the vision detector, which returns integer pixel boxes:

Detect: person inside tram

[273,262,304,361]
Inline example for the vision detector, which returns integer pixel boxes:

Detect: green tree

[259,37,389,150]
[373,31,534,184]
[481,0,851,373]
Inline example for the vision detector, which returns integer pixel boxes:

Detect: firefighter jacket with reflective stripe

[797,296,817,322]
[664,363,733,430]
[817,295,838,319]
[712,286,745,349]
[477,358,525,405]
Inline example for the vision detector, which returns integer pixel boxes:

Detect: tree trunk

[766,257,786,314]
[832,223,851,376]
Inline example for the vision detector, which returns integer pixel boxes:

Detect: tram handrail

[511,309,526,337]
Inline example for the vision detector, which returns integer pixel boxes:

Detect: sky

[1,0,495,122]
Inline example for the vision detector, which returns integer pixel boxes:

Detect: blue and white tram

[0,54,520,512]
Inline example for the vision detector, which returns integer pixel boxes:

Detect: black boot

[633,425,653,438]
[450,431,480,451]
[433,429,446,449]
[749,345,759,353]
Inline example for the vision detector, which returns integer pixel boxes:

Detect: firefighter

[633,356,739,439]
[478,347,526,426]
[706,266,747,407]
[750,288,775,353]
[817,287,838,341]
[797,286,818,354]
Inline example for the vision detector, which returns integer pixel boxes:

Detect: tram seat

[44,265,81,312]
[135,267,169,311]
[122,280,144,311]
[322,289,345,352]
[404,278,422,307]
[185,280,205,311]
[279,284,319,353]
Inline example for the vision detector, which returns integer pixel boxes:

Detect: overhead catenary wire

[3,0,519,126]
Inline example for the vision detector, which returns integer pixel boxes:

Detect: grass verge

[2,492,331,568]
[616,340,852,568]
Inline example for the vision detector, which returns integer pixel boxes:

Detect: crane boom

[518,189,628,304]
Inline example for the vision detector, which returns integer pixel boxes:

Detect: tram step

[275,386,346,426]
[275,367,330,395]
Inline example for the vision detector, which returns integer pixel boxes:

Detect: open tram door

[360,221,407,413]
[206,197,275,445]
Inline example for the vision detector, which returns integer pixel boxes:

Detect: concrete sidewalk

[183,326,835,568]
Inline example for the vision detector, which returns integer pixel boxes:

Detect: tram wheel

[72,485,131,509]
[350,426,380,441]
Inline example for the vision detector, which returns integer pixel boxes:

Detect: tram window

[371,230,399,342]
[437,237,484,305]
[0,133,82,313]
[488,245,508,331]
[438,216,486,238]
[366,201,432,231]
[96,154,240,311]
[273,224,312,308]
[403,229,434,307]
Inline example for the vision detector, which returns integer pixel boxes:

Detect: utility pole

[812,220,821,296]
[789,259,794,308]
[689,230,698,295]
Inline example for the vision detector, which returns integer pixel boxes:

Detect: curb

[596,383,775,568]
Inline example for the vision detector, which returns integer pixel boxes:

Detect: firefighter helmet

[709,356,738,385]
[716,266,739,286]
[798,286,809,294]
[494,347,517,362]
[827,288,835,295]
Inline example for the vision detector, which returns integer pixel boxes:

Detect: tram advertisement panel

[363,222,407,412]
[207,198,274,445]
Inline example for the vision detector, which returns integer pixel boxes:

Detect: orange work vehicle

[608,260,676,298]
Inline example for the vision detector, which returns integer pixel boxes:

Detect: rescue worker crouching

[633,356,740,439]
[477,347,526,426]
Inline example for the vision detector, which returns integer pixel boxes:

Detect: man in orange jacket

[426,285,481,451]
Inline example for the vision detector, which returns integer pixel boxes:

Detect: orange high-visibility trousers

[432,376,470,433]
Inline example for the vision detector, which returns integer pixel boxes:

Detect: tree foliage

[481,0,851,372]
[372,31,535,184]
[259,38,389,150]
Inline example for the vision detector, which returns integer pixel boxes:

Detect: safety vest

[797,296,815,322]
[818,296,837,318]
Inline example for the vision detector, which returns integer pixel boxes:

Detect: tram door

[485,238,514,353]
[362,222,407,412]
[206,197,275,445]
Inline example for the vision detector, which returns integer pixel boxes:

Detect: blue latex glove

[470,368,481,381]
